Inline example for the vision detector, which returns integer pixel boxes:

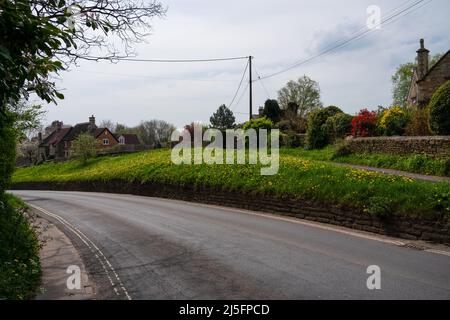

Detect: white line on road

[29,203,132,300]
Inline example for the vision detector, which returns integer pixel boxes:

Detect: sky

[37,0,450,128]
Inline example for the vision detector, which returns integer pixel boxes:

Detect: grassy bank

[12,149,450,218]
[0,193,41,300]
[281,147,450,177]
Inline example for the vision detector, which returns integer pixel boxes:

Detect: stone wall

[11,180,450,244]
[347,136,450,157]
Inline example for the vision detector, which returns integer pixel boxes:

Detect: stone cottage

[407,39,450,107]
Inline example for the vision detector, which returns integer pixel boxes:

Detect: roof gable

[418,50,450,82]
[94,127,119,143]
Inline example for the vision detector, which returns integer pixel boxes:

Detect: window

[103,139,110,146]
[119,136,125,145]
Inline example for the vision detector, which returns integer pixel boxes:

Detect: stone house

[407,39,450,107]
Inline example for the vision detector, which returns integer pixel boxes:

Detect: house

[407,39,450,107]
[38,122,71,160]
[38,115,119,161]
[117,134,140,145]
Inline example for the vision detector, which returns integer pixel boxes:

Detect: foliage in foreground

[12,149,450,218]
[0,194,41,300]
[428,80,450,135]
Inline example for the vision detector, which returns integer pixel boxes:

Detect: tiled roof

[39,127,71,147]
[119,134,140,145]
[419,50,450,82]
[62,122,95,141]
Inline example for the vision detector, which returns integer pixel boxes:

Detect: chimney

[416,39,429,79]
[89,115,96,126]
[258,106,264,116]
[56,121,62,132]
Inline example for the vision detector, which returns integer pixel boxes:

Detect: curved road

[11,190,450,300]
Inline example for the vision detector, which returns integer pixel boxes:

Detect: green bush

[243,116,273,131]
[444,157,450,176]
[365,196,394,218]
[331,141,353,159]
[378,106,410,136]
[406,105,431,136]
[431,188,450,216]
[325,113,353,143]
[0,114,17,193]
[0,194,41,299]
[428,80,450,135]
[280,131,305,148]
[306,106,343,149]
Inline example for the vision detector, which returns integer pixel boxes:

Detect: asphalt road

[11,190,450,300]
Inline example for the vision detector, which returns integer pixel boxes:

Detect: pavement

[11,190,450,300]
[331,162,450,183]
[30,214,96,300]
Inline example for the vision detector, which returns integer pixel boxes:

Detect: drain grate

[400,243,429,251]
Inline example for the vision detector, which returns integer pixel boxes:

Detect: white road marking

[28,203,132,300]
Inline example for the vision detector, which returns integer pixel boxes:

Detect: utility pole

[249,56,253,121]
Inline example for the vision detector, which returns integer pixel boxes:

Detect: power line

[256,0,430,81]
[228,60,250,109]
[232,82,249,112]
[254,65,271,99]
[72,69,236,82]
[117,56,249,63]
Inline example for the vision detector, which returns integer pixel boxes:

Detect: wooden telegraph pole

[249,56,253,121]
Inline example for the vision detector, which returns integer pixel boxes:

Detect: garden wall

[347,136,450,157]
[11,180,450,244]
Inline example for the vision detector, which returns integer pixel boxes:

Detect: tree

[99,120,117,133]
[114,123,129,135]
[17,139,39,165]
[0,0,165,194]
[262,99,281,123]
[306,106,343,149]
[428,80,450,135]
[324,113,353,142]
[391,63,415,108]
[277,76,323,118]
[71,133,98,164]
[135,120,176,147]
[210,105,235,130]
[392,53,444,107]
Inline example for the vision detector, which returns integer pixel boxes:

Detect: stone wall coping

[351,136,450,142]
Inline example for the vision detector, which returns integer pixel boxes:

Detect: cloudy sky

[39,0,450,128]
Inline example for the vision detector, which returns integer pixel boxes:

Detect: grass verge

[0,193,41,300]
[281,147,450,177]
[12,148,450,219]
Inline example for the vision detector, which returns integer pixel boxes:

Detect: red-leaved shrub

[351,109,377,137]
